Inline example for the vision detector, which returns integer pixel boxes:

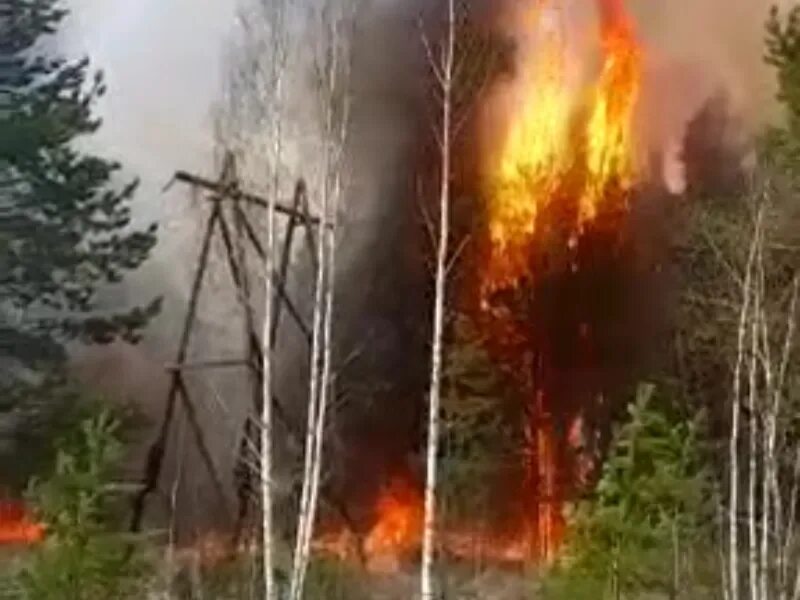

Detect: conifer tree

[0,0,158,381]
[766,4,800,169]
[545,384,710,599]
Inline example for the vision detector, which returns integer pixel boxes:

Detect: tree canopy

[0,0,159,381]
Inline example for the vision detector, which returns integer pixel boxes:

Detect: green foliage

[302,558,369,600]
[0,379,108,490]
[765,4,800,170]
[440,315,521,521]
[0,0,159,381]
[542,384,711,600]
[10,411,145,599]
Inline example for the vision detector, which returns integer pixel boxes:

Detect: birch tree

[288,3,354,599]
[216,0,292,596]
[711,177,800,600]
[257,5,289,597]
[420,1,456,597]
[415,3,508,595]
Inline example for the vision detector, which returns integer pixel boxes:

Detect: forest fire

[0,500,44,545]
[314,0,643,570]
[470,0,642,561]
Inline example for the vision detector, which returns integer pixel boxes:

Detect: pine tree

[440,314,520,521]
[0,0,158,382]
[11,411,145,598]
[765,4,800,169]
[544,384,710,599]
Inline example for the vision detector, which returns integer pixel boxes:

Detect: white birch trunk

[261,4,289,597]
[421,1,455,597]
[288,100,329,600]
[289,175,326,600]
[261,127,278,600]
[289,6,352,598]
[747,299,759,600]
[758,242,771,600]
[728,207,760,600]
[747,212,764,600]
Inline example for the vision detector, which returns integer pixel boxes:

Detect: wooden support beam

[173,171,320,225]
[217,207,312,343]
[130,206,220,532]
[174,376,232,522]
[165,358,249,372]
[271,180,304,345]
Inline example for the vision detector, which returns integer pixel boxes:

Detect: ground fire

[315,0,643,569]
[0,500,44,545]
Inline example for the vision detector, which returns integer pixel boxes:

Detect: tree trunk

[261,7,288,595]
[420,1,455,598]
[728,209,760,600]
[289,7,351,598]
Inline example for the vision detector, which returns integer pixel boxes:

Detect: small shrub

[11,411,146,599]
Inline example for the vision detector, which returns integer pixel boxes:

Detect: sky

[61,0,234,235]
[58,0,240,389]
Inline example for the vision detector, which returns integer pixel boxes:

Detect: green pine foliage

[543,384,711,600]
[440,315,522,523]
[0,381,104,490]
[8,411,145,599]
[766,4,800,170]
[0,0,159,379]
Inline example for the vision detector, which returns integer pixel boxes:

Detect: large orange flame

[473,0,642,561]
[482,0,640,300]
[313,0,643,571]
[481,2,572,300]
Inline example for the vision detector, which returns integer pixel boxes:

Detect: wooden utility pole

[129,153,319,549]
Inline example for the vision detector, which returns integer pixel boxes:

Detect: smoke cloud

[633,0,789,174]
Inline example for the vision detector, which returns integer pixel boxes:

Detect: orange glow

[311,476,424,573]
[363,477,423,569]
[583,9,641,223]
[313,480,537,571]
[0,500,45,545]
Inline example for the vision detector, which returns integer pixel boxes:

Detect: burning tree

[460,0,643,561]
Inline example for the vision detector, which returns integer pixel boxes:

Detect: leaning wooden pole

[130,205,220,532]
